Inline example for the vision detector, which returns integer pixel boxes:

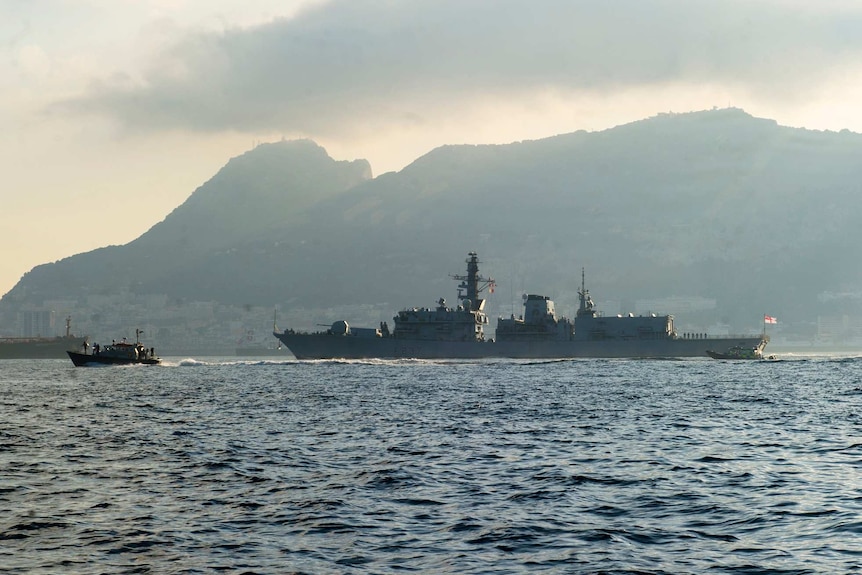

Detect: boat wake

[173,358,301,367]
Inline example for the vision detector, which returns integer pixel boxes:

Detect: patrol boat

[67,329,160,366]
[273,252,768,359]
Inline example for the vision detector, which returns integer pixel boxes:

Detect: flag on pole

[764,315,777,324]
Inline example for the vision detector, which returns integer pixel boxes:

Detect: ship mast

[451,252,495,311]
[577,267,596,318]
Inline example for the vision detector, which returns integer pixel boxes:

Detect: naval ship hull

[274,332,767,360]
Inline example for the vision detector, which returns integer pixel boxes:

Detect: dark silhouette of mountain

[4,109,862,335]
[2,139,371,307]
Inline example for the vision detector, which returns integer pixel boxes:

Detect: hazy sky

[3,0,862,299]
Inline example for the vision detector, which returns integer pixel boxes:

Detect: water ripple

[1,356,862,573]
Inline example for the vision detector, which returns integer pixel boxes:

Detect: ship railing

[677,333,767,340]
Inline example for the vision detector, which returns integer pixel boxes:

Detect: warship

[274,252,768,359]
[0,317,88,360]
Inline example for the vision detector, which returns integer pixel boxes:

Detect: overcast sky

[3,0,862,299]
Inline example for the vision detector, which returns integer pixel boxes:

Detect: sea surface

[2,354,862,574]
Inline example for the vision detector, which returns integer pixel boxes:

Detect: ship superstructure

[495,269,676,343]
[496,294,574,341]
[390,252,493,342]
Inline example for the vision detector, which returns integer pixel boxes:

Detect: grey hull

[67,351,161,366]
[274,332,765,360]
[0,337,87,359]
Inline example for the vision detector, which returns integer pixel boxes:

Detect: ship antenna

[578,267,594,317]
[450,252,494,310]
[579,267,586,310]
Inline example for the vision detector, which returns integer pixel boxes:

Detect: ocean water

[1,355,861,574]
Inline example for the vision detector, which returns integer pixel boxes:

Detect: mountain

[3,108,862,341]
[2,139,371,306]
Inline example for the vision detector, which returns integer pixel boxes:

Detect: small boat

[67,329,160,366]
[706,345,763,360]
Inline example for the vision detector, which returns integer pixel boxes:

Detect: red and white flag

[764,315,778,324]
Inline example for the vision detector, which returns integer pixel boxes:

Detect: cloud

[59,0,862,137]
